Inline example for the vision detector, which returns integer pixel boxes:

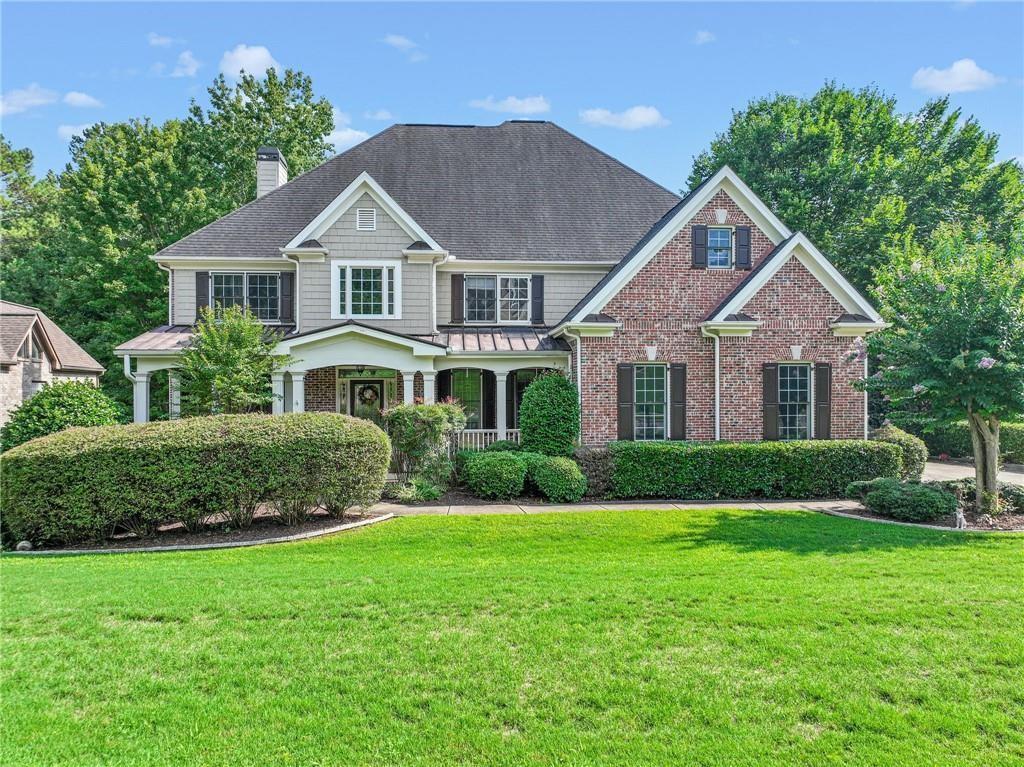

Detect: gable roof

[0,301,104,372]
[155,121,681,264]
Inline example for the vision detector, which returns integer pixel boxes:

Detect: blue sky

[2,1,1021,190]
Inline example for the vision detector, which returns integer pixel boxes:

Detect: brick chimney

[256,146,288,197]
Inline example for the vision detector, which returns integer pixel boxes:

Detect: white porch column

[421,371,436,404]
[132,372,150,423]
[401,371,416,405]
[271,372,285,415]
[291,372,305,413]
[495,372,508,440]
[168,372,181,420]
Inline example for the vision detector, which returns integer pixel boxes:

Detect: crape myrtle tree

[858,225,1024,514]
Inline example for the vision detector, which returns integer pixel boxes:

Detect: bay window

[331,260,402,319]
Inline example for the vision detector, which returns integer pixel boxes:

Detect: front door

[350,380,385,424]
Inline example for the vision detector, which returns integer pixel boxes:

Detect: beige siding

[172,269,197,325]
[436,269,607,326]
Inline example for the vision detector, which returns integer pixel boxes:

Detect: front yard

[2,509,1022,766]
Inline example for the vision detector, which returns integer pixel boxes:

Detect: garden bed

[823,505,1024,532]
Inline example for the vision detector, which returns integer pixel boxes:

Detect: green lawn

[2,510,1022,766]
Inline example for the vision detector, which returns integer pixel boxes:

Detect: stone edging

[5,513,395,557]
[812,507,1023,534]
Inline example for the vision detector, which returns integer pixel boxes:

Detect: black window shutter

[481,370,496,429]
[763,363,780,440]
[451,274,464,325]
[531,275,545,326]
[436,370,451,401]
[280,272,295,323]
[506,371,517,428]
[735,226,752,270]
[195,271,210,320]
[670,363,687,440]
[692,225,708,269]
[617,363,635,441]
[814,363,832,439]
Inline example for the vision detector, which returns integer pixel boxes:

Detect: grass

[2,509,1022,766]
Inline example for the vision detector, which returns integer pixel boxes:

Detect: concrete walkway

[922,460,1024,486]
[375,499,864,516]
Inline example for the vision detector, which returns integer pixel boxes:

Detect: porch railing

[457,429,521,451]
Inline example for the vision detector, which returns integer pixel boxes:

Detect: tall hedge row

[609,440,902,500]
[903,421,1024,464]
[1,413,390,546]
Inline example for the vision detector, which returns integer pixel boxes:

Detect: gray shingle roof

[0,301,104,372]
[156,121,680,264]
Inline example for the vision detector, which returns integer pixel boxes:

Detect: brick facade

[304,366,337,412]
[577,189,865,446]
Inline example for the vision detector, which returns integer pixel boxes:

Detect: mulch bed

[825,506,1024,532]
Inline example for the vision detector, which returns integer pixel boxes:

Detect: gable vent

[356,208,377,231]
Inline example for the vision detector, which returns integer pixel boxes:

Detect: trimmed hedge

[860,479,957,523]
[529,455,587,503]
[871,425,928,480]
[904,421,1024,463]
[484,439,521,453]
[610,440,902,500]
[1,413,390,546]
[519,374,580,457]
[462,451,527,500]
[574,447,613,499]
[928,478,1024,515]
[0,381,122,452]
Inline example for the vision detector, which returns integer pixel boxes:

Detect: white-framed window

[356,208,377,231]
[331,260,402,320]
[634,364,667,441]
[778,364,811,440]
[464,274,531,324]
[210,272,281,321]
[707,227,733,269]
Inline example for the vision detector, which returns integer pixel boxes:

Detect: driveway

[922,461,1024,486]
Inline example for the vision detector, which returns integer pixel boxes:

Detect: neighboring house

[0,300,104,425]
[115,121,885,447]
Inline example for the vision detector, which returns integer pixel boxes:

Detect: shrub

[0,413,390,546]
[928,478,1024,515]
[383,402,466,487]
[528,455,587,503]
[0,381,122,452]
[462,451,528,500]
[902,421,1024,463]
[863,481,957,523]
[574,447,613,499]
[871,425,928,480]
[484,439,521,453]
[845,477,899,501]
[609,440,902,500]
[385,477,444,503]
[519,373,580,457]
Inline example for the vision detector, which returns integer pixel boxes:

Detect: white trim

[437,260,616,273]
[567,166,792,323]
[355,208,377,232]
[831,321,888,337]
[463,273,533,325]
[152,257,292,267]
[551,321,621,338]
[285,171,442,251]
[402,249,447,263]
[713,335,720,441]
[208,270,284,324]
[330,259,403,321]
[274,323,445,358]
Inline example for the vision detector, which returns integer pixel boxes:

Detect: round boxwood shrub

[484,439,521,453]
[528,455,587,503]
[0,381,122,452]
[0,413,390,546]
[462,451,528,500]
[518,373,580,457]
[871,425,926,480]
[863,480,958,523]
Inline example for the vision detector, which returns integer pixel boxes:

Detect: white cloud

[383,34,426,62]
[364,109,394,121]
[63,91,103,108]
[694,30,716,45]
[329,109,369,151]
[147,32,176,47]
[580,105,669,130]
[911,58,1003,94]
[219,44,280,79]
[171,50,201,78]
[1,83,58,116]
[470,95,551,115]
[57,123,93,141]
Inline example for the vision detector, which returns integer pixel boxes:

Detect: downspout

[122,354,136,384]
[714,334,721,441]
[562,328,583,410]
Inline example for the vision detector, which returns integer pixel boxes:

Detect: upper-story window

[465,275,530,324]
[211,272,280,321]
[17,332,40,361]
[331,260,401,320]
[707,227,733,268]
[356,208,377,231]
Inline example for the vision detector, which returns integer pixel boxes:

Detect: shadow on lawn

[658,509,988,556]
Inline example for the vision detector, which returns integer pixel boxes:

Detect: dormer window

[707,227,733,268]
[356,208,377,231]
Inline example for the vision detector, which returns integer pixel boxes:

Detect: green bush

[0,381,122,452]
[462,451,528,500]
[528,455,587,503]
[574,447,613,499]
[903,421,1024,463]
[484,439,521,452]
[871,425,928,480]
[863,481,957,523]
[0,413,390,546]
[383,402,466,487]
[928,478,1024,515]
[519,373,580,457]
[610,440,902,500]
[845,477,899,501]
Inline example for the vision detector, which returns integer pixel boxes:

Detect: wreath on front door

[356,384,379,407]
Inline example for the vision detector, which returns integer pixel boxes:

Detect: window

[778,364,811,440]
[331,261,402,319]
[451,369,482,429]
[634,365,667,441]
[18,333,39,360]
[211,272,280,321]
[707,227,733,268]
[356,208,377,231]
[465,274,531,324]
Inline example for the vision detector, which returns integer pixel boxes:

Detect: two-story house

[115,121,884,447]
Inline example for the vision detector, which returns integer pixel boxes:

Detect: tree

[688,84,1024,292]
[0,381,123,452]
[178,306,292,415]
[860,225,1024,513]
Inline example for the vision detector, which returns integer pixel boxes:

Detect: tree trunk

[967,411,1001,514]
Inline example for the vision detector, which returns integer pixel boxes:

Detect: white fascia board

[831,321,888,337]
[274,323,445,357]
[437,260,618,272]
[280,247,328,263]
[700,321,761,338]
[566,165,792,323]
[285,171,442,251]
[550,321,622,338]
[402,249,448,263]
[152,256,293,268]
